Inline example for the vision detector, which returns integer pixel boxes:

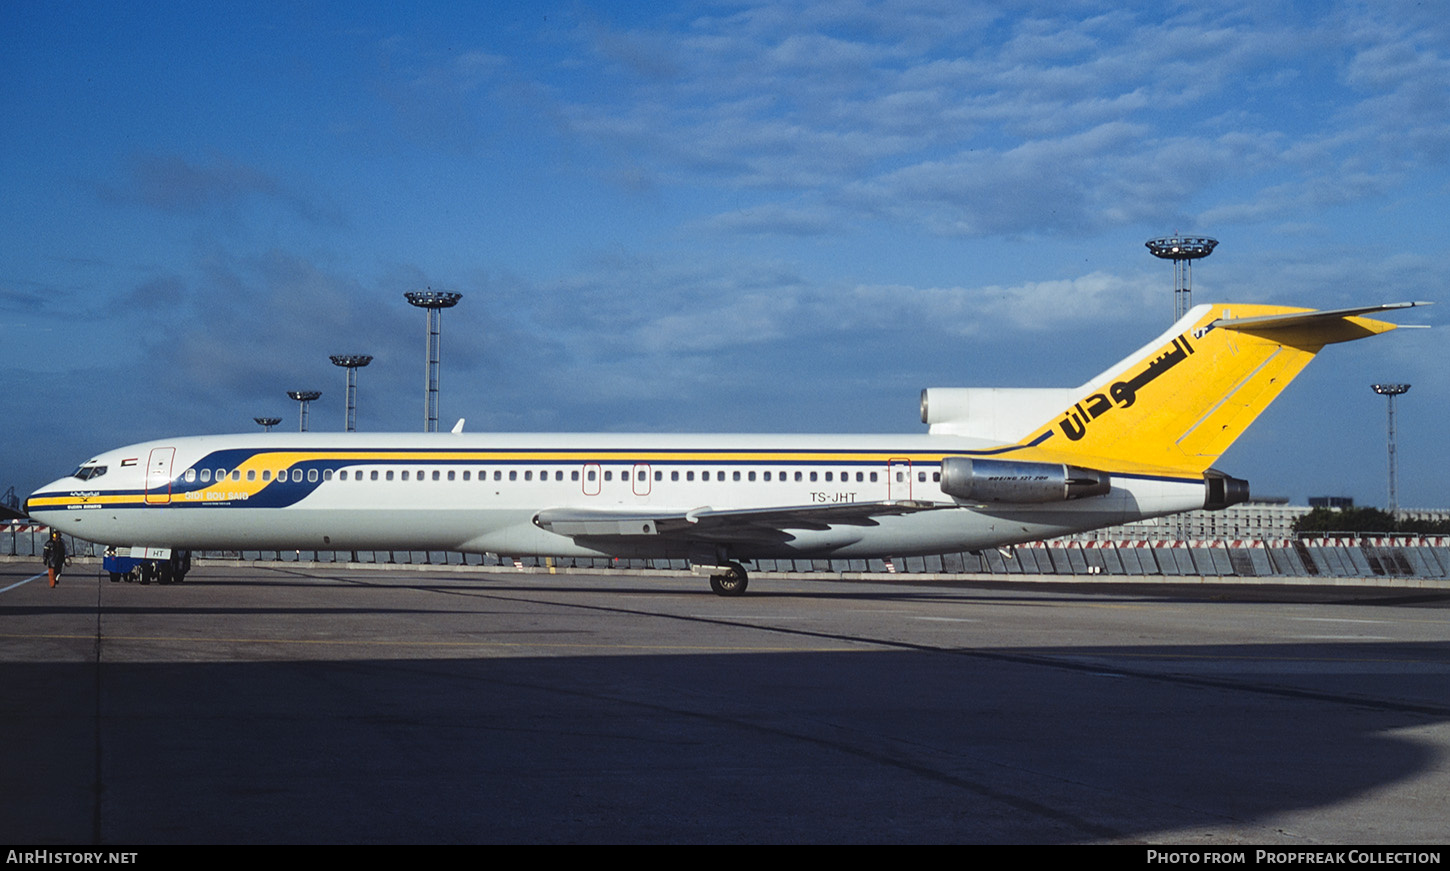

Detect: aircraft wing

[534,500,942,545]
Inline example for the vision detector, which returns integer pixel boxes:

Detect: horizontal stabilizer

[1213,301,1429,332]
[1210,301,1430,345]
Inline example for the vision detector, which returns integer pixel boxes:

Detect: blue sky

[3,0,1446,508]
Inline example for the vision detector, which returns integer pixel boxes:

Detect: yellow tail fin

[1013,302,1419,475]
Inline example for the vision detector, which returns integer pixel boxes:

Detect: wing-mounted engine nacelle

[1203,469,1250,510]
[940,457,1111,504]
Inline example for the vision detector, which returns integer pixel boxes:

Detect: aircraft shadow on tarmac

[3,638,1446,843]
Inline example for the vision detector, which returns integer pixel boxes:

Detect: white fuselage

[27,432,1211,560]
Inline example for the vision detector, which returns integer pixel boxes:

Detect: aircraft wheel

[109,572,122,583]
[709,562,748,596]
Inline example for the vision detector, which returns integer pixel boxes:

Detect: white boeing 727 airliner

[26,302,1424,594]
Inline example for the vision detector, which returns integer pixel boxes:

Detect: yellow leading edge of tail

[1013,302,1419,476]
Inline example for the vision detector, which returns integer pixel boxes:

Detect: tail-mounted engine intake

[940,457,1111,504]
[1203,469,1250,510]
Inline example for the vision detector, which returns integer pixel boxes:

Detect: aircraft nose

[24,479,67,518]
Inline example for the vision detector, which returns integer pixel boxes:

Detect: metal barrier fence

[6,521,1449,580]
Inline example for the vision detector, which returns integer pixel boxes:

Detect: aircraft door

[633,463,652,496]
[888,457,912,501]
[145,447,176,505]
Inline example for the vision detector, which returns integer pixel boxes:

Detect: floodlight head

[253,417,282,426]
[1371,383,1411,396]
[287,390,322,401]
[1146,236,1218,260]
[404,289,462,309]
[330,354,373,368]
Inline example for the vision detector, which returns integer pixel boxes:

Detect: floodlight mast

[1371,383,1411,521]
[1146,235,1217,322]
[330,355,373,433]
[253,417,282,432]
[286,391,321,433]
[404,289,462,433]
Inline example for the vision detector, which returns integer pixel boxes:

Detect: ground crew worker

[42,531,67,588]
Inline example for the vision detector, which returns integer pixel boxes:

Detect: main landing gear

[708,561,749,597]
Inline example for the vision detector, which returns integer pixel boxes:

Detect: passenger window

[671,471,679,482]
[825,472,832,482]
[525,471,532,481]
[262,470,272,481]
[184,469,196,482]
[247,470,256,481]
[231,471,242,482]
[733,471,741,482]
[201,469,211,483]
[386,470,394,481]
[449,471,457,481]
[308,469,318,483]
[370,470,379,481]
[572,470,580,481]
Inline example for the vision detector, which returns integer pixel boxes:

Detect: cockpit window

[72,464,108,481]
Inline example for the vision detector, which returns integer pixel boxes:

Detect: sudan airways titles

[1056,333,1196,441]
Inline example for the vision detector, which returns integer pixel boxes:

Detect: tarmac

[3,559,1448,844]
